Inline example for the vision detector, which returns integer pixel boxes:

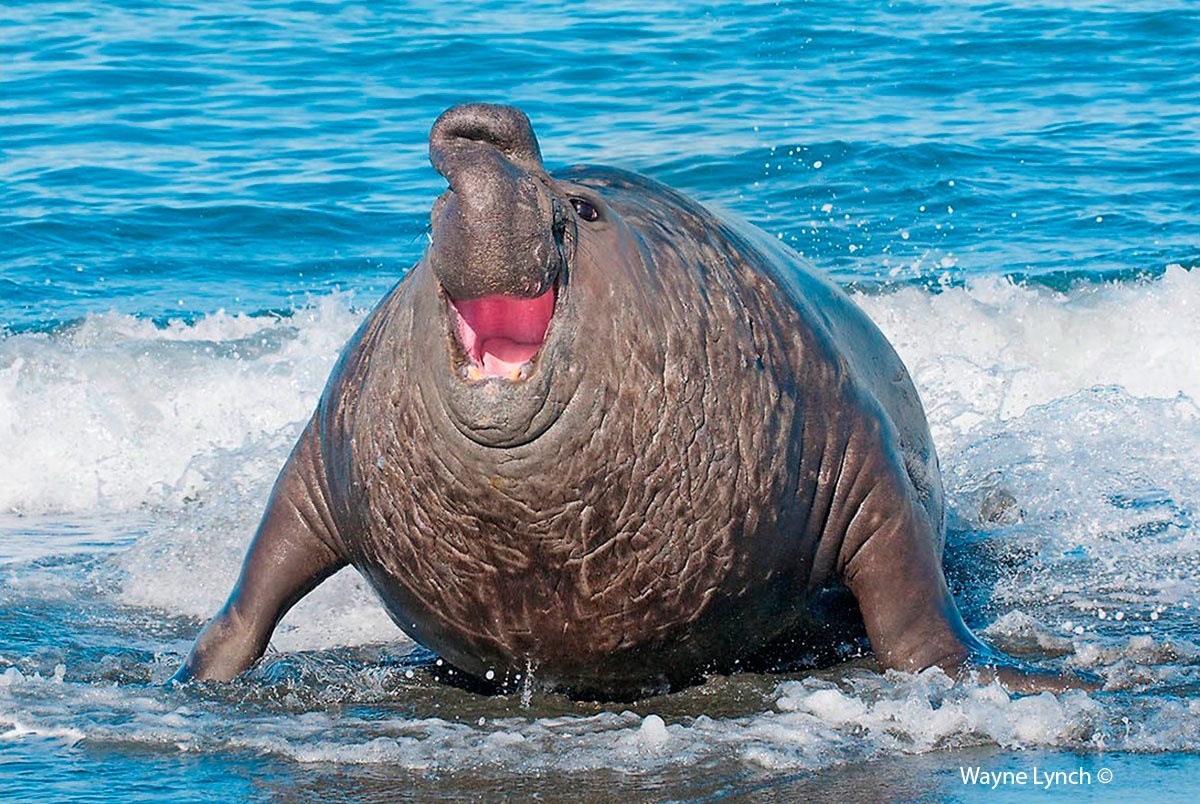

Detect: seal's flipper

[173,424,347,683]
[839,486,1098,692]
[839,491,977,671]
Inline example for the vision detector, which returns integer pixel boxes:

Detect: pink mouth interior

[452,288,555,379]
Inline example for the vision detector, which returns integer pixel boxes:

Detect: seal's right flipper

[837,470,1100,693]
[172,423,347,683]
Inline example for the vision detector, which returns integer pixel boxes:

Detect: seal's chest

[366,453,742,646]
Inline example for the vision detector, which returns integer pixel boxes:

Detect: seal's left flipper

[838,478,1100,693]
[172,424,348,683]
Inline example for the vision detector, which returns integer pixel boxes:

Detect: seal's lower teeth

[462,362,532,383]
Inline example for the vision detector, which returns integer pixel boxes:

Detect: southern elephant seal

[175,103,1093,697]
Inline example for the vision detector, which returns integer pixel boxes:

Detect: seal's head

[423,103,635,449]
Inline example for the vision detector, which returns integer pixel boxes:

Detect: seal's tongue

[452,289,555,380]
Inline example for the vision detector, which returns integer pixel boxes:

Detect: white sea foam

[855,264,1200,449]
[0,294,398,648]
[0,297,362,516]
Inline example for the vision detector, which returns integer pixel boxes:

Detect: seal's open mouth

[450,287,555,381]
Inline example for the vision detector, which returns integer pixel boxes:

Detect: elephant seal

[175,103,1093,697]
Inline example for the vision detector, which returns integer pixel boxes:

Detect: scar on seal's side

[175,103,1098,698]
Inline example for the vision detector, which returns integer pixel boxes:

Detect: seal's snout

[427,103,564,301]
[427,104,565,381]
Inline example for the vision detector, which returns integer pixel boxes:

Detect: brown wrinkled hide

[299,105,943,696]
[181,104,1095,698]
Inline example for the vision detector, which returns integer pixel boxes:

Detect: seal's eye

[569,197,599,222]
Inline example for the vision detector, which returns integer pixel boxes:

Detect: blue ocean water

[2,1,1200,801]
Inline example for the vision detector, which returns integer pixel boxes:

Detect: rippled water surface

[3,1,1199,801]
